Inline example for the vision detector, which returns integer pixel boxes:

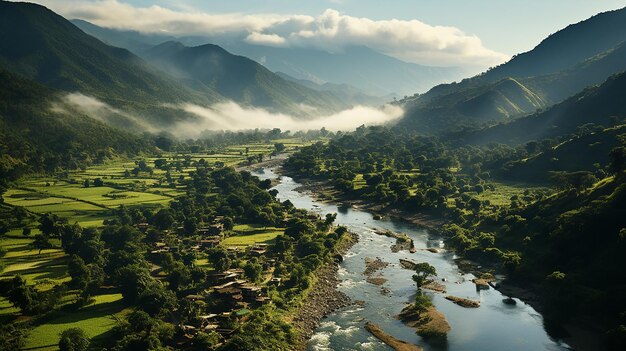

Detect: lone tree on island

[412,262,437,288]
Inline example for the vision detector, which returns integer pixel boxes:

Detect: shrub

[59,328,89,351]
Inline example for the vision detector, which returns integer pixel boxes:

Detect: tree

[412,262,436,288]
[0,220,9,237]
[0,324,27,351]
[93,178,104,187]
[324,213,337,227]
[68,255,90,290]
[59,328,89,351]
[153,209,174,230]
[609,147,626,175]
[274,143,286,153]
[32,234,53,255]
[244,260,263,283]
[83,179,90,188]
[7,275,37,313]
[22,227,31,237]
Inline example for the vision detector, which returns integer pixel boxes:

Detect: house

[137,223,150,232]
[184,294,205,302]
[249,246,267,257]
[199,237,220,248]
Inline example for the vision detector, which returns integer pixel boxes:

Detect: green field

[474,181,549,207]
[222,224,284,247]
[0,138,317,349]
[23,293,129,351]
[0,234,67,288]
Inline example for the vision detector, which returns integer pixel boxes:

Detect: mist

[54,93,403,138]
[53,93,158,132]
[170,101,404,138]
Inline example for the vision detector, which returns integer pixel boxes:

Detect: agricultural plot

[222,224,284,247]
[0,138,319,349]
[474,181,549,207]
[0,234,68,288]
[23,293,130,351]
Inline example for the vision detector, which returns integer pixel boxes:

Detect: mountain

[398,6,626,134]
[497,124,626,182]
[0,1,219,117]
[220,44,469,97]
[70,19,178,54]
[482,6,626,81]
[461,70,626,146]
[0,68,150,183]
[274,72,391,106]
[142,41,348,116]
[70,20,467,97]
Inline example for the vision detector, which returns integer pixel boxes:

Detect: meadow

[0,138,314,350]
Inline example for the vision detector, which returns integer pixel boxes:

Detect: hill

[70,19,467,97]
[0,0,219,116]
[461,71,626,146]
[143,41,348,116]
[398,6,626,134]
[0,69,150,184]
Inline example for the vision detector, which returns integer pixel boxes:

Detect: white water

[254,168,571,351]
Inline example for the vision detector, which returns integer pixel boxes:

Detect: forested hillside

[143,41,348,116]
[398,6,626,134]
[0,69,151,186]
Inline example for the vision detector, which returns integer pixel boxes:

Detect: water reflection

[252,168,571,351]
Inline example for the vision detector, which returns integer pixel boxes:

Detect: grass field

[475,181,549,207]
[0,138,318,349]
[222,224,284,247]
[23,293,129,351]
[0,233,68,288]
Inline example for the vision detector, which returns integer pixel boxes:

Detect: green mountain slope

[143,41,348,116]
[498,125,626,182]
[400,77,547,133]
[398,6,626,134]
[0,69,150,183]
[0,1,220,125]
[462,71,626,146]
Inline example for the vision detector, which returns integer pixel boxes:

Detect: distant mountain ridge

[0,1,219,109]
[143,41,349,116]
[398,6,626,134]
[274,72,392,106]
[70,19,468,97]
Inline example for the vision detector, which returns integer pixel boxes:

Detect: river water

[253,168,571,351]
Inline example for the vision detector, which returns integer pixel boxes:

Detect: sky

[32,0,626,67]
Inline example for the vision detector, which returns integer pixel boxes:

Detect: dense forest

[2,1,626,350]
[284,125,626,349]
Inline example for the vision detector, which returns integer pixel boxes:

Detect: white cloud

[246,32,286,46]
[54,92,158,132]
[171,101,404,138]
[35,0,509,67]
[53,93,403,138]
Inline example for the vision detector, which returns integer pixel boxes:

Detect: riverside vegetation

[284,124,626,349]
[2,1,626,350]
[0,133,356,351]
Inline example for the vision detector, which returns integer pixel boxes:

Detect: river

[252,167,571,351]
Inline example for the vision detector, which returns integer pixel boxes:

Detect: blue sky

[122,0,626,54]
[34,0,626,67]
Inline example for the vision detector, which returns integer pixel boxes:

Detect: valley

[1,1,626,350]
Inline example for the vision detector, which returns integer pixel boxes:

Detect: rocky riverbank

[399,305,451,339]
[288,176,445,232]
[365,322,423,351]
[291,231,359,350]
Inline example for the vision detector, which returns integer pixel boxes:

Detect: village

[139,215,287,345]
